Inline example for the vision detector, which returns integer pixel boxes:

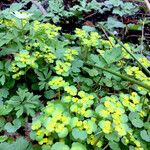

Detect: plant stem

[102,143,109,150]
[99,25,114,47]
[58,88,61,101]
[94,132,103,148]
[86,62,150,91]
[98,24,150,76]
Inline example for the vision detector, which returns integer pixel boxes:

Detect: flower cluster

[96,91,148,139]
[99,37,115,50]
[121,43,132,59]
[10,50,37,79]
[31,102,99,149]
[48,76,69,89]
[64,48,78,61]
[54,60,71,76]
[26,43,57,64]
[33,21,61,39]
[122,131,144,150]
[75,28,100,47]
[62,87,100,147]
[0,19,16,27]
[87,134,102,148]
[54,48,78,76]
[31,83,148,149]
[138,57,150,68]
[96,95,129,136]
[40,46,56,63]
[120,92,141,112]
[62,90,95,118]
[31,85,101,148]
[31,102,70,145]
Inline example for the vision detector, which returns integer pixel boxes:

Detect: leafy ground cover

[0,0,150,150]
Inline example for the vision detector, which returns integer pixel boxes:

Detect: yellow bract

[33,21,61,39]
[55,60,71,76]
[101,120,112,134]
[139,57,150,68]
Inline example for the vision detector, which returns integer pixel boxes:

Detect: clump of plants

[0,12,150,150]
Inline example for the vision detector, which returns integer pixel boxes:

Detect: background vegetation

[0,0,150,150]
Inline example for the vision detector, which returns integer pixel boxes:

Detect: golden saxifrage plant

[0,14,150,150]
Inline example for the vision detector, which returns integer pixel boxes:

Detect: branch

[144,0,150,12]
[86,62,150,91]
[30,0,47,16]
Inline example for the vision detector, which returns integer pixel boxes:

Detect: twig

[102,143,109,150]
[84,12,97,19]
[144,0,150,12]
[99,25,114,47]
[30,0,47,16]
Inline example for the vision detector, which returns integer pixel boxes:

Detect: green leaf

[72,128,87,141]
[109,141,121,150]
[82,26,96,32]
[4,119,21,133]
[71,59,83,73]
[0,142,10,150]
[9,3,25,11]
[0,45,19,56]
[120,114,128,123]
[0,33,14,47]
[90,54,107,67]
[44,90,55,99]
[58,128,68,138]
[131,119,143,128]
[51,142,69,150]
[105,132,120,142]
[0,75,5,85]
[0,105,12,116]
[144,122,150,130]
[140,130,150,142]
[16,106,24,118]
[0,137,32,150]
[103,47,122,64]
[0,117,6,128]
[0,62,3,69]
[102,78,113,87]
[0,136,8,142]
[71,142,87,150]
[106,17,125,29]
[127,23,142,31]
[108,0,123,6]
[12,137,32,150]
[129,112,143,128]
[83,67,99,77]
[112,8,125,16]
[42,145,51,150]
[0,88,9,98]
[7,88,41,117]
[16,62,26,68]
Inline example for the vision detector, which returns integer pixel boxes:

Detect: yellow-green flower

[54,60,71,76]
[48,76,69,89]
[139,57,150,68]
[99,120,112,134]
[64,86,77,96]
